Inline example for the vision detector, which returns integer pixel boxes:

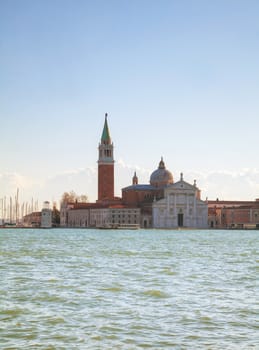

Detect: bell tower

[97,113,114,202]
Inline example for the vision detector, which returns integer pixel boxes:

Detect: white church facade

[152,173,208,229]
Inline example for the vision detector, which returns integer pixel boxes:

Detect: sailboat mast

[4,196,6,222]
[10,196,12,223]
[16,188,19,225]
[0,198,2,224]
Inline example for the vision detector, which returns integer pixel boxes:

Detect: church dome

[150,158,174,187]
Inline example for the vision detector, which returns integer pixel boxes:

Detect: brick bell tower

[97,113,114,202]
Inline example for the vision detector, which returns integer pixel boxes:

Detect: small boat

[115,224,140,230]
[97,223,140,230]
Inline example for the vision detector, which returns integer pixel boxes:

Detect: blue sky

[1,0,259,207]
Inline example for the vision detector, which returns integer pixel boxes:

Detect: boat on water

[98,223,140,230]
[117,224,140,230]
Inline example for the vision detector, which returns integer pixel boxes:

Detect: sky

[1,0,259,209]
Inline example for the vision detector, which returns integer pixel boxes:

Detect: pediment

[165,180,196,193]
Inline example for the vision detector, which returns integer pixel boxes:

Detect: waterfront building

[41,201,52,228]
[22,201,53,228]
[22,211,41,227]
[60,202,76,227]
[107,206,140,228]
[64,203,140,228]
[208,199,259,229]
[152,173,208,229]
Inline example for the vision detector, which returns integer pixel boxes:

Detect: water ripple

[0,228,258,349]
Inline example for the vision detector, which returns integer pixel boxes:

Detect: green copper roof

[101,113,111,144]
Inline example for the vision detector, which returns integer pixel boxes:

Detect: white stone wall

[152,180,208,229]
[60,205,67,227]
[109,208,141,226]
[41,209,52,228]
[90,209,110,227]
[64,207,141,228]
[68,209,90,227]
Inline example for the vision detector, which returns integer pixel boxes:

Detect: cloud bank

[1,163,259,209]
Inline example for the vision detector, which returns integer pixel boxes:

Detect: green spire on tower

[101,113,111,144]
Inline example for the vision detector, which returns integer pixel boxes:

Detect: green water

[0,229,258,349]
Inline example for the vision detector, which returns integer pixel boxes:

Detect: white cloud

[1,165,259,211]
[117,158,151,174]
[183,168,259,201]
[115,158,151,194]
[42,167,97,203]
[0,172,42,197]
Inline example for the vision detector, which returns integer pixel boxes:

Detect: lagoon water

[0,229,258,349]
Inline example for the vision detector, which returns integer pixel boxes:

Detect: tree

[61,191,88,204]
[77,194,88,203]
[52,201,60,226]
[61,191,77,203]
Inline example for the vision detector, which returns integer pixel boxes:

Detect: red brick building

[208,199,259,229]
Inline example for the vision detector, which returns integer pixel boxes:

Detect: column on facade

[249,208,253,223]
[174,193,177,217]
[186,193,189,227]
[194,195,197,227]
[167,194,171,228]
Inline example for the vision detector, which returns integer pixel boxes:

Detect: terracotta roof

[72,202,109,210]
[108,204,127,209]
[208,200,258,205]
[208,200,259,209]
